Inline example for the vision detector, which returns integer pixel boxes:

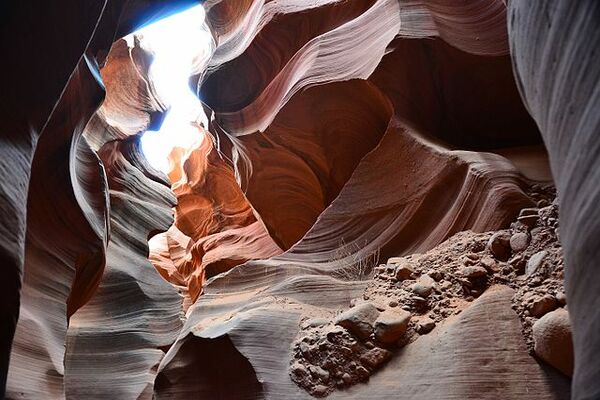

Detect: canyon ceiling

[0,1,598,399]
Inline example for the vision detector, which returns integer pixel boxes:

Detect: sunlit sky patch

[129,4,213,172]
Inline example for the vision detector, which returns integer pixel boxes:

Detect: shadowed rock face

[508,2,600,398]
[0,1,597,399]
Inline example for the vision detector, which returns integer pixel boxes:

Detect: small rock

[518,214,539,228]
[479,255,498,272]
[388,300,398,308]
[300,318,329,329]
[373,309,411,344]
[355,366,369,380]
[460,254,478,266]
[374,264,386,275]
[487,231,511,261]
[411,295,428,308]
[359,347,392,369]
[290,362,309,380]
[312,384,329,397]
[325,325,347,342]
[537,199,550,208]
[530,227,542,238]
[341,373,352,384]
[509,255,526,274]
[526,251,547,275]
[299,342,313,356]
[519,207,540,217]
[510,232,530,252]
[428,270,443,281]
[335,302,380,339]
[387,257,404,264]
[533,308,573,376]
[411,275,434,297]
[416,317,436,334]
[556,292,567,305]
[308,365,330,382]
[460,266,488,280]
[439,280,452,290]
[394,264,414,281]
[529,294,559,318]
[528,277,542,287]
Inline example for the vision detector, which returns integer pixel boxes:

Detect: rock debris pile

[290,185,572,396]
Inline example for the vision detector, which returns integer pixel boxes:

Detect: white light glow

[132,4,213,172]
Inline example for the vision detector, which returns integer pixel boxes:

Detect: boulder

[533,308,574,376]
[510,232,530,252]
[487,231,511,261]
[373,309,411,344]
[335,302,380,339]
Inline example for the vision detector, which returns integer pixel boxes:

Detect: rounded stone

[460,265,488,280]
[510,232,530,252]
[335,302,380,340]
[487,231,511,261]
[529,294,559,318]
[373,309,411,344]
[533,308,574,376]
[416,317,436,334]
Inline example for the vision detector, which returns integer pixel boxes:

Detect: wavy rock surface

[64,138,182,399]
[1,0,597,399]
[6,60,109,399]
[0,1,197,396]
[508,2,600,398]
[149,135,282,305]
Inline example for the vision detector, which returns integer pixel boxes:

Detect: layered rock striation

[0,1,598,399]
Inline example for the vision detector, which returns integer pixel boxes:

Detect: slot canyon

[0,1,599,399]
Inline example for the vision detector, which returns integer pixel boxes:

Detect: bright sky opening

[131,4,213,173]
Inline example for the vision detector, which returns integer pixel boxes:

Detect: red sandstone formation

[1,1,599,399]
[150,135,282,305]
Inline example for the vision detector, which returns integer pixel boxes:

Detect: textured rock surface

[149,135,283,307]
[533,308,574,377]
[64,139,183,399]
[0,0,597,399]
[509,2,600,397]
